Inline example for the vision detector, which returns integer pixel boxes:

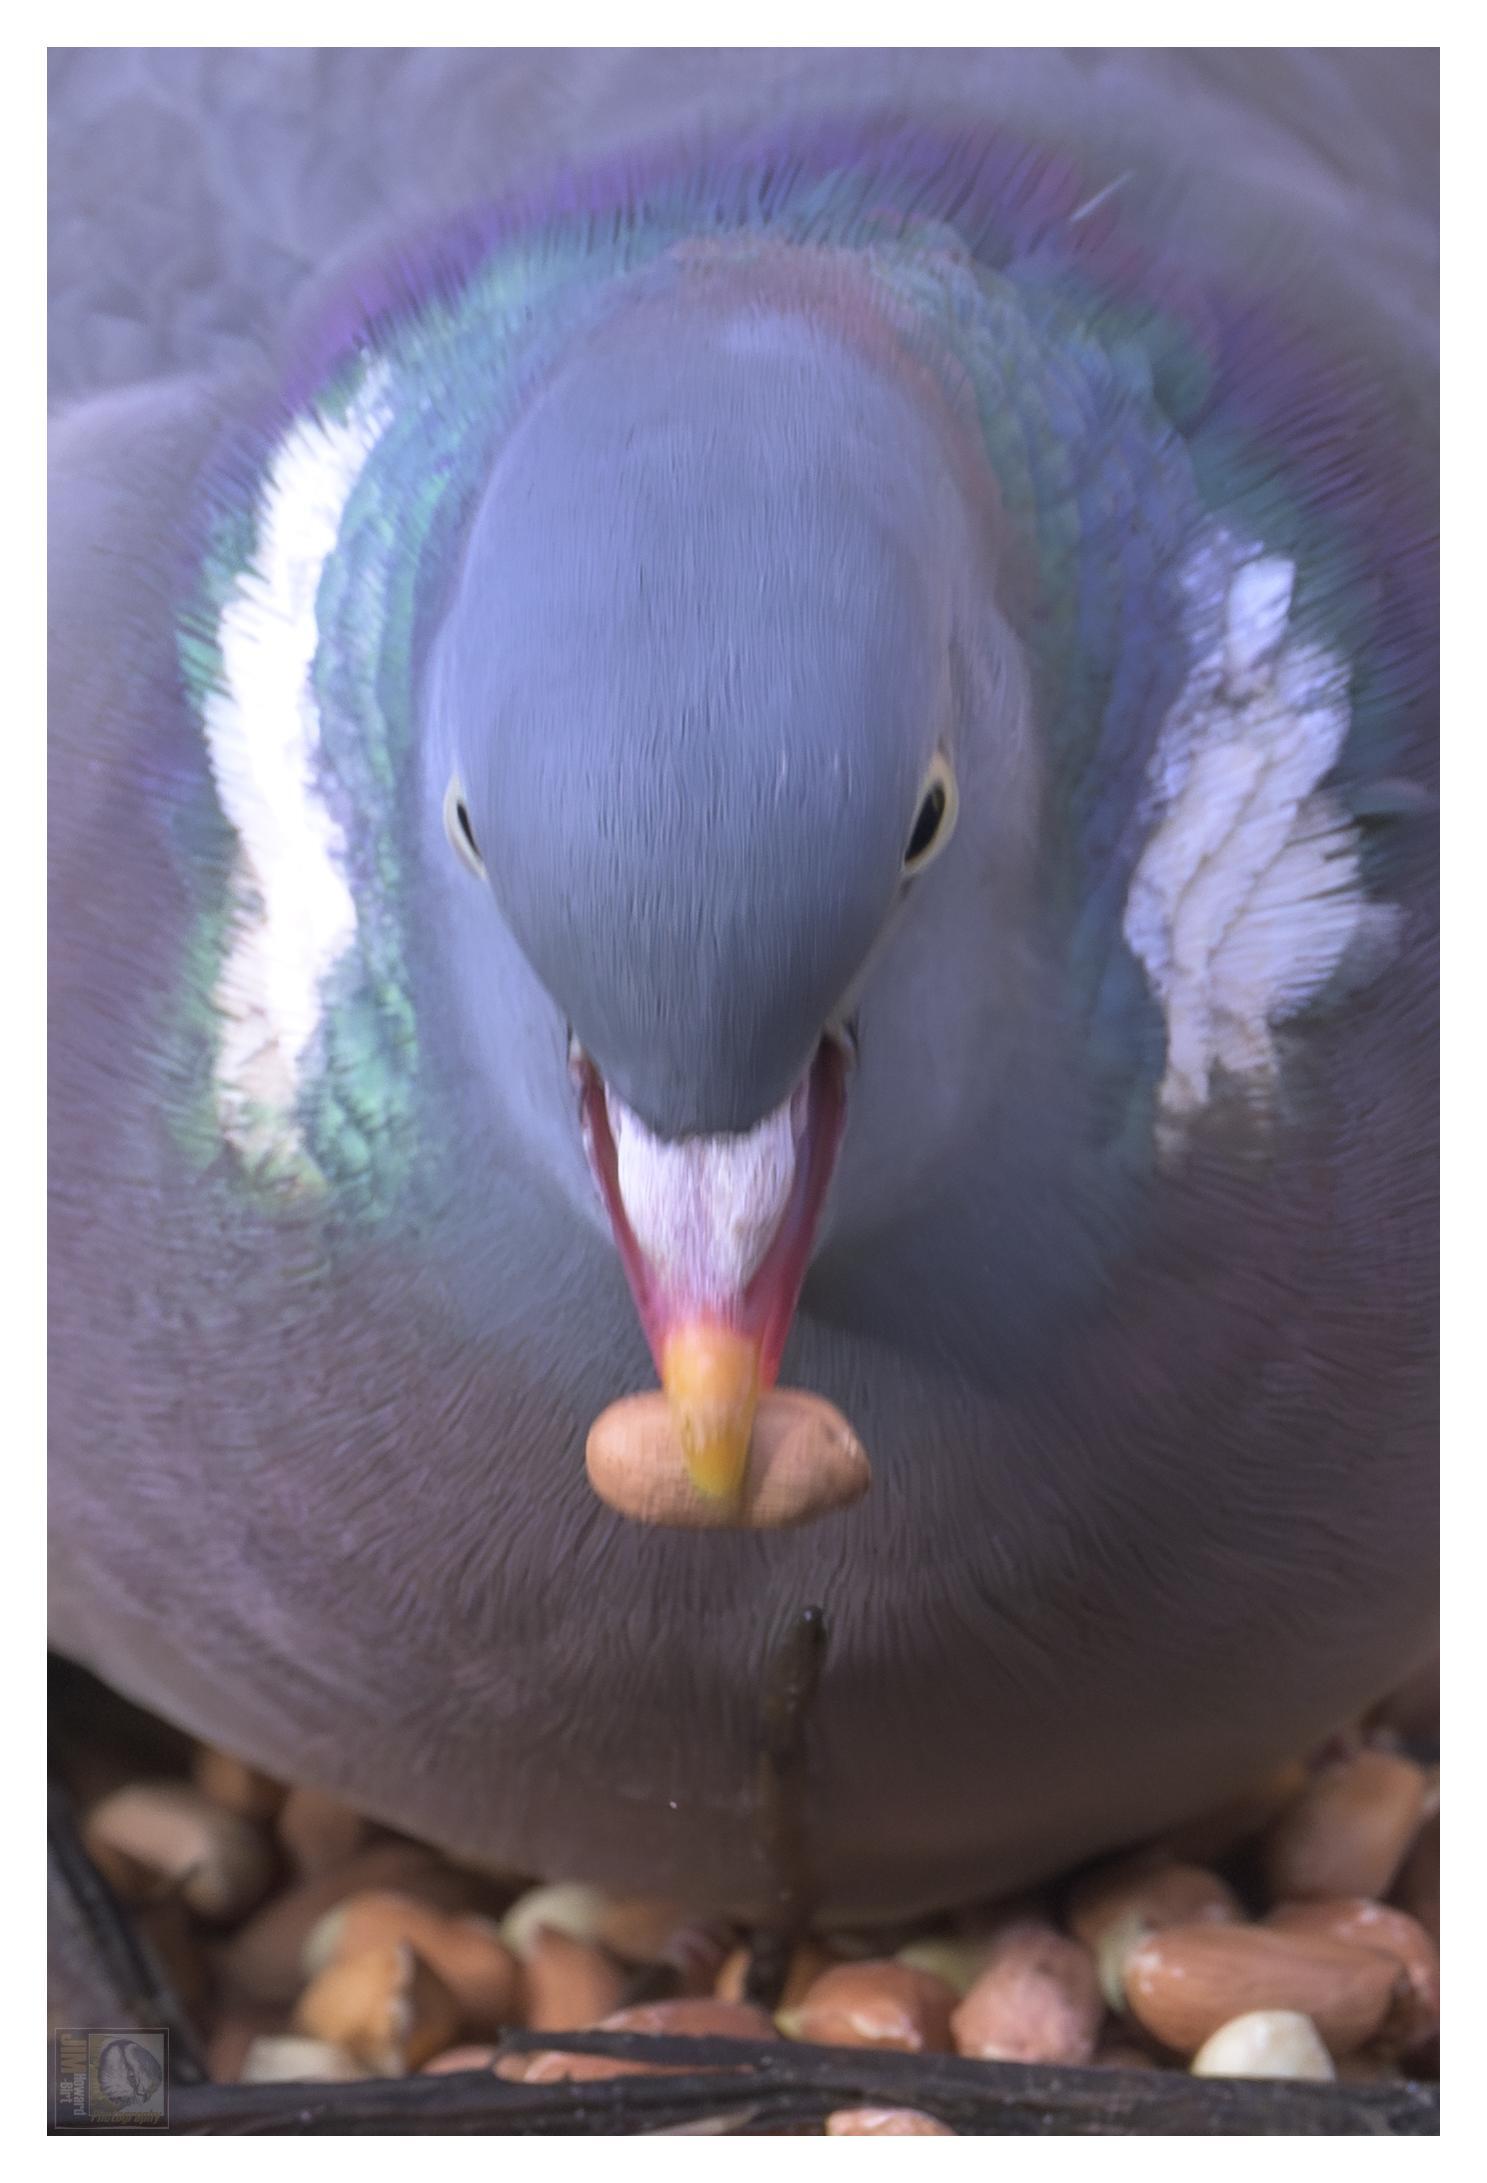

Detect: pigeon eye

[443,776,487,880]
[902,753,958,876]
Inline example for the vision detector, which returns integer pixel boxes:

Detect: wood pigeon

[49,51,1437,1919]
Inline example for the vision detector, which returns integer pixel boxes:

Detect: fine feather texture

[50,54,1436,1922]
[175,107,1430,1163]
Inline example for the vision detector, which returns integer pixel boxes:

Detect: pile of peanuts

[76,1663,1437,2133]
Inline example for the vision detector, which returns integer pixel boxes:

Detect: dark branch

[743,1604,828,2010]
[162,2030,1440,2136]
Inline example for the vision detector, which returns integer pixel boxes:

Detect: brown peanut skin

[292,1940,463,2074]
[593,1899,730,1993]
[518,1997,776,2083]
[951,1921,1103,2065]
[1392,1810,1439,1943]
[586,1388,869,1529]
[522,1925,627,2032]
[1265,1899,1439,2054]
[595,1895,696,1963]
[316,1891,523,2035]
[1123,1923,1404,2059]
[219,1845,497,2005]
[192,1746,288,1824]
[82,1781,275,1924]
[717,1939,838,2010]
[84,1837,157,1904]
[420,2044,501,2074]
[785,1961,957,2054]
[1259,1750,1427,1902]
[1065,1858,1244,1953]
[660,1920,732,1995]
[275,1784,371,1876]
[826,2108,956,2135]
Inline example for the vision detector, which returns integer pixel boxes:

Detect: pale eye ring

[902,751,958,877]
[443,776,487,880]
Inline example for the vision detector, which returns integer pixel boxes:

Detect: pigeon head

[425,264,1039,1496]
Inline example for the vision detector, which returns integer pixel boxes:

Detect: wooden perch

[165,2028,1439,2136]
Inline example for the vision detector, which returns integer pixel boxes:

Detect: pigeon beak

[574,1034,851,1502]
[658,1322,761,1501]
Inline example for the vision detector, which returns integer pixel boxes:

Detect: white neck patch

[201,373,392,1181]
[1123,527,1401,1159]
[608,1081,803,1303]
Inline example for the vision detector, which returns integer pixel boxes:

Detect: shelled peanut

[70,1666,1438,2106]
[825,2108,956,2134]
[947,1919,1103,2065]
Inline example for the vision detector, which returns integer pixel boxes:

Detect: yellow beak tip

[681,1435,753,1502]
[660,1323,762,1504]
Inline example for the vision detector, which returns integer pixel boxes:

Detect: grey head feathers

[427,264,1033,1139]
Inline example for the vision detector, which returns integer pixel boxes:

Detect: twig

[743,1605,827,2010]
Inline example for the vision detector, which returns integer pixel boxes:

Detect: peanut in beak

[586,1385,870,1530]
